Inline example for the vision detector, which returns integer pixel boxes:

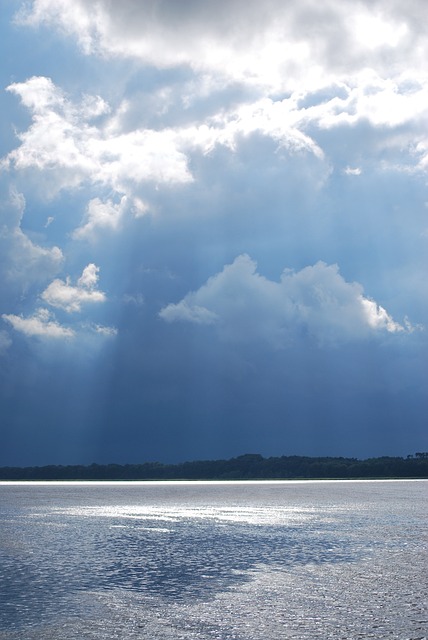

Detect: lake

[0,480,427,639]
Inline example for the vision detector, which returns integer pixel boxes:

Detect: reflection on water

[0,480,427,639]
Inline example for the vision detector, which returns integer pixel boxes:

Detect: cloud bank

[18,0,428,92]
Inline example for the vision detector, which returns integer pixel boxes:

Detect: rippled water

[0,480,427,639]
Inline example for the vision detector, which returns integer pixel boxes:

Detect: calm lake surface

[0,480,426,639]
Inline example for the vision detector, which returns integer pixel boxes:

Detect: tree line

[0,453,427,480]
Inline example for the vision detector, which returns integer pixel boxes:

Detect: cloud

[6,0,427,247]
[89,323,118,337]
[40,263,106,313]
[1,309,117,342]
[2,77,193,200]
[160,255,406,346]
[0,331,12,355]
[72,196,128,239]
[179,98,324,160]
[4,69,428,226]
[3,77,326,197]
[360,298,403,332]
[0,188,63,289]
[17,1,428,92]
[2,308,75,339]
[2,77,105,192]
[343,166,362,176]
[77,263,101,289]
[308,72,428,131]
[161,302,219,326]
[122,293,145,307]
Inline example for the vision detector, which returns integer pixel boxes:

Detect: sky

[0,0,427,466]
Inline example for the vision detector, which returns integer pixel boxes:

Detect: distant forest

[1,453,427,480]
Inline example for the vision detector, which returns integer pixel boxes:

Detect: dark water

[0,480,426,639]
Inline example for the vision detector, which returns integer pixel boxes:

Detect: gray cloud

[19,0,428,91]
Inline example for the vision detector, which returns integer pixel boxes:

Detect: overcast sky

[1,0,427,466]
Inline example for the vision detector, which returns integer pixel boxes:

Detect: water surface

[0,480,426,639]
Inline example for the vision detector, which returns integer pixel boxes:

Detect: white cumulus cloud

[5,0,428,227]
[160,255,407,346]
[2,308,75,339]
[3,77,327,200]
[77,263,101,289]
[2,77,193,199]
[41,263,106,312]
[73,196,128,239]
[4,68,428,217]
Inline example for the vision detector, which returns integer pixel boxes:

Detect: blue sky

[1,0,427,465]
